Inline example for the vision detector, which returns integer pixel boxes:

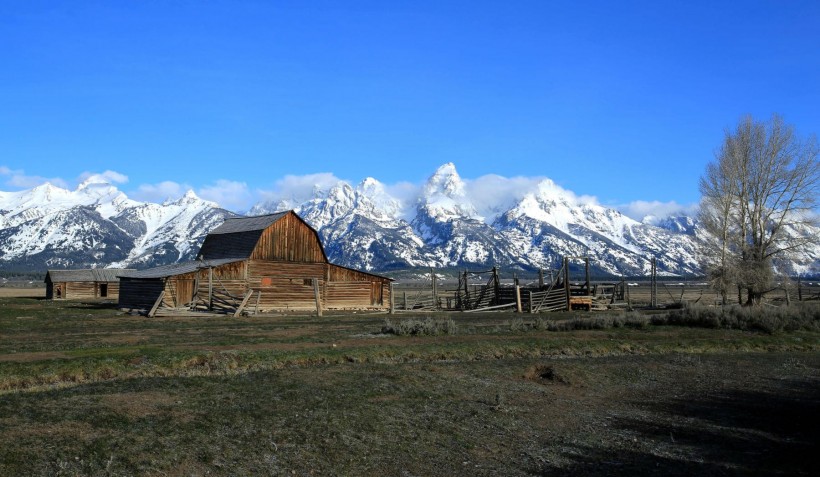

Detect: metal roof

[118,258,244,279]
[197,211,299,261]
[46,268,134,283]
[206,211,289,235]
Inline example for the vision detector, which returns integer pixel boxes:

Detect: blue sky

[1,0,818,215]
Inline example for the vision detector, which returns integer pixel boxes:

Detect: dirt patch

[523,364,570,385]
[100,391,180,419]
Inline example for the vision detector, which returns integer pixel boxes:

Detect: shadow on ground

[542,377,820,476]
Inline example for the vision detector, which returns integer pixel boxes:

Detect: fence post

[563,257,570,311]
[492,266,500,306]
[389,282,395,314]
[313,278,322,317]
[208,267,213,311]
[515,285,522,313]
[528,291,534,313]
[431,267,438,310]
[463,270,469,309]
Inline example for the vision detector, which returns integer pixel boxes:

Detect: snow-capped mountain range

[1,164,817,276]
[0,175,235,270]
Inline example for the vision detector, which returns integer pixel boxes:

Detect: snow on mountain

[417,162,480,221]
[1,163,816,276]
[0,180,231,270]
[293,179,426,271]
[490,179,702,275]
[412,163,484,246]
[107,190,231,268]
[648,215,698,235]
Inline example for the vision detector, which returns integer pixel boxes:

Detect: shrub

[382,317,457,336]
[508,318,526,332]
[657,302,820,334]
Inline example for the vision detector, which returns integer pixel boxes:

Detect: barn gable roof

[118,258,243,279]
[46,269,134,283]
[197,211,327,262]
[205,211,289,235]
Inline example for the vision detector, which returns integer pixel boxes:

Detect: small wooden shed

[45,269,133,300]
[118,211,392,314]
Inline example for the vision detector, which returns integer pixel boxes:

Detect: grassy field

[1,296,818,476]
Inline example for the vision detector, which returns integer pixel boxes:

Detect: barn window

[100,283,108,297]
[303,279,313,286]
[261,277,273,286]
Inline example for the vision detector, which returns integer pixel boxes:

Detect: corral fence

[391,258,820,313]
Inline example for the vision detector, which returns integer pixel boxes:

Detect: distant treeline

[0,270,46,281]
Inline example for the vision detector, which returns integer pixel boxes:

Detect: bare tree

[698,114,820,305]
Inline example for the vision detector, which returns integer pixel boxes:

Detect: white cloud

[465,174,543,219]
[0,165,69,189]
[257,173,345,204]
[461,174,603,221]
[383,181,421,204]
[616,200,697,221]
[78,170,129,184]
[134,179,255,211]
[130,181,191,204]
[198,179,253,212]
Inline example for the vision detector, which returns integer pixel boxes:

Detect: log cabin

[118,211,392,314]
[45,269,133,300]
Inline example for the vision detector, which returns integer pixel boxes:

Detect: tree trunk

[746,287,763,306]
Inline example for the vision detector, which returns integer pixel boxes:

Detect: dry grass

[1,296,819,475]
[0,287,45,298]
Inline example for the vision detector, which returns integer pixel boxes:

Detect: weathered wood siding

[326,264,391,309]
[164,272,196,307]
[247,260,325,310]
[190,261,249,311]
[250,212,326,262]
[64,281,97,299]
[46,281,121,300]
[324,281,373,308]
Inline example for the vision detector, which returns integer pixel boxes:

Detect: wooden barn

[45,269,133,300]
[118,211,392,315]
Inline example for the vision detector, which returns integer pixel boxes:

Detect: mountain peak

[32,181,57,190]
[424,163,466,198]
[22,181,71,205]
[359,177,382,190]
[417,163,480,222]
[161,189,216,208]
[532,178,572,202]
